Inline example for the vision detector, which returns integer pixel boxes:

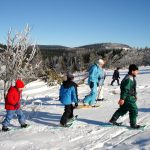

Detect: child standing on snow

[59,73,78,126]
[2,79,28,131]
[111,67,120,86]
[109,64,141,129]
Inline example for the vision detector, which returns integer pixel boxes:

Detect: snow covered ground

[0,68,150,150]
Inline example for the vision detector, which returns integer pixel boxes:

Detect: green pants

[112,101,138,126]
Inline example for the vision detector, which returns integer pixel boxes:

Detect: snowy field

[0,67,150,150]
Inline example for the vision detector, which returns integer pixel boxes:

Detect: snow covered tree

[0,25,37,98]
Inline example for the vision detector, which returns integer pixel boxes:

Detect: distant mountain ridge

[77,43,131,50]
[37,42,132,50]
[37,45,68,50]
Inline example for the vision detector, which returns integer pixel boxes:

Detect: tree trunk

[4,80,6,99]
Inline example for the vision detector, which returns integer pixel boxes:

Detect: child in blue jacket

[59,73,78,126]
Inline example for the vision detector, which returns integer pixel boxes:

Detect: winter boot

[60,122,67,127]
[130,124,141,129]
[2,126,10,132]
[109,117,117,124]
[83,103,89,106]
[97,98,104,101]
[21,123,28,128]
[109,117,121,126]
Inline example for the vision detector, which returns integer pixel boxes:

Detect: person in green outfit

[109,64,141,129]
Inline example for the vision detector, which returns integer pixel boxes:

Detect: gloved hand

[134,96,137,101]
[90,82,94,88]
[97,82,99,87]
[75,103,78,107]
[104,75,106,80]
[59,96,61,101]
[14,102,19,107]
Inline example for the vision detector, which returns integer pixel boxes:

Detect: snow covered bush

[42,68,64,86]
[0,25,37,97]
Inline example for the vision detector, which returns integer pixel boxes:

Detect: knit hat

[129,64,139,73]
[67,72,74,80]
[15,79,25,88]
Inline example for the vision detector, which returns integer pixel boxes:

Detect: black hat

[129,64,138,73]
[67,72,74,80]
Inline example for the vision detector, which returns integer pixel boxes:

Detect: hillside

[37,42,132,51]
[37,43,150,72]
[78,42,132,50]
[38,45,68,50]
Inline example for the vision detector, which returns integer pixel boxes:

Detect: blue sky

[0,0,150,48]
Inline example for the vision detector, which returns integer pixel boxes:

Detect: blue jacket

[59,80,78,105]
[88,64,104,85]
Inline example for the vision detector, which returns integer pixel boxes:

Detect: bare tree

[0,25,37,97]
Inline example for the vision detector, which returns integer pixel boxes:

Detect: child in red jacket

[2,79,27,131]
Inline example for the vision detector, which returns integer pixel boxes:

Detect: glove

[97,82,99,87]
[59,96,61,101]
[90,82,94,88]
[75,103,78,107]
[118,99,124,106]
[14,102,19,107]
[104,75,106,80]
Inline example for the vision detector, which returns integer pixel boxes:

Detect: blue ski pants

[2,109,26,127]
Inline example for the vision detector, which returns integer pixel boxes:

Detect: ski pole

[96,75,106,101]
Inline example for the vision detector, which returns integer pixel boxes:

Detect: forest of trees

[1,43,150,74]
[37,44,150,73]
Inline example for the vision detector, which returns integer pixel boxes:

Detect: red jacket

[5,86,21,110]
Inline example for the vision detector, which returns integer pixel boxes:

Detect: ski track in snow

[0,71,150,150]
[68,114,150,150]
[102,114,150,149]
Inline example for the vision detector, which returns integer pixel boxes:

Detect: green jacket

[120,74,137,102]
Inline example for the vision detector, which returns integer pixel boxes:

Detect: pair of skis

[104,122,146,130]
[76,104,100,109]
